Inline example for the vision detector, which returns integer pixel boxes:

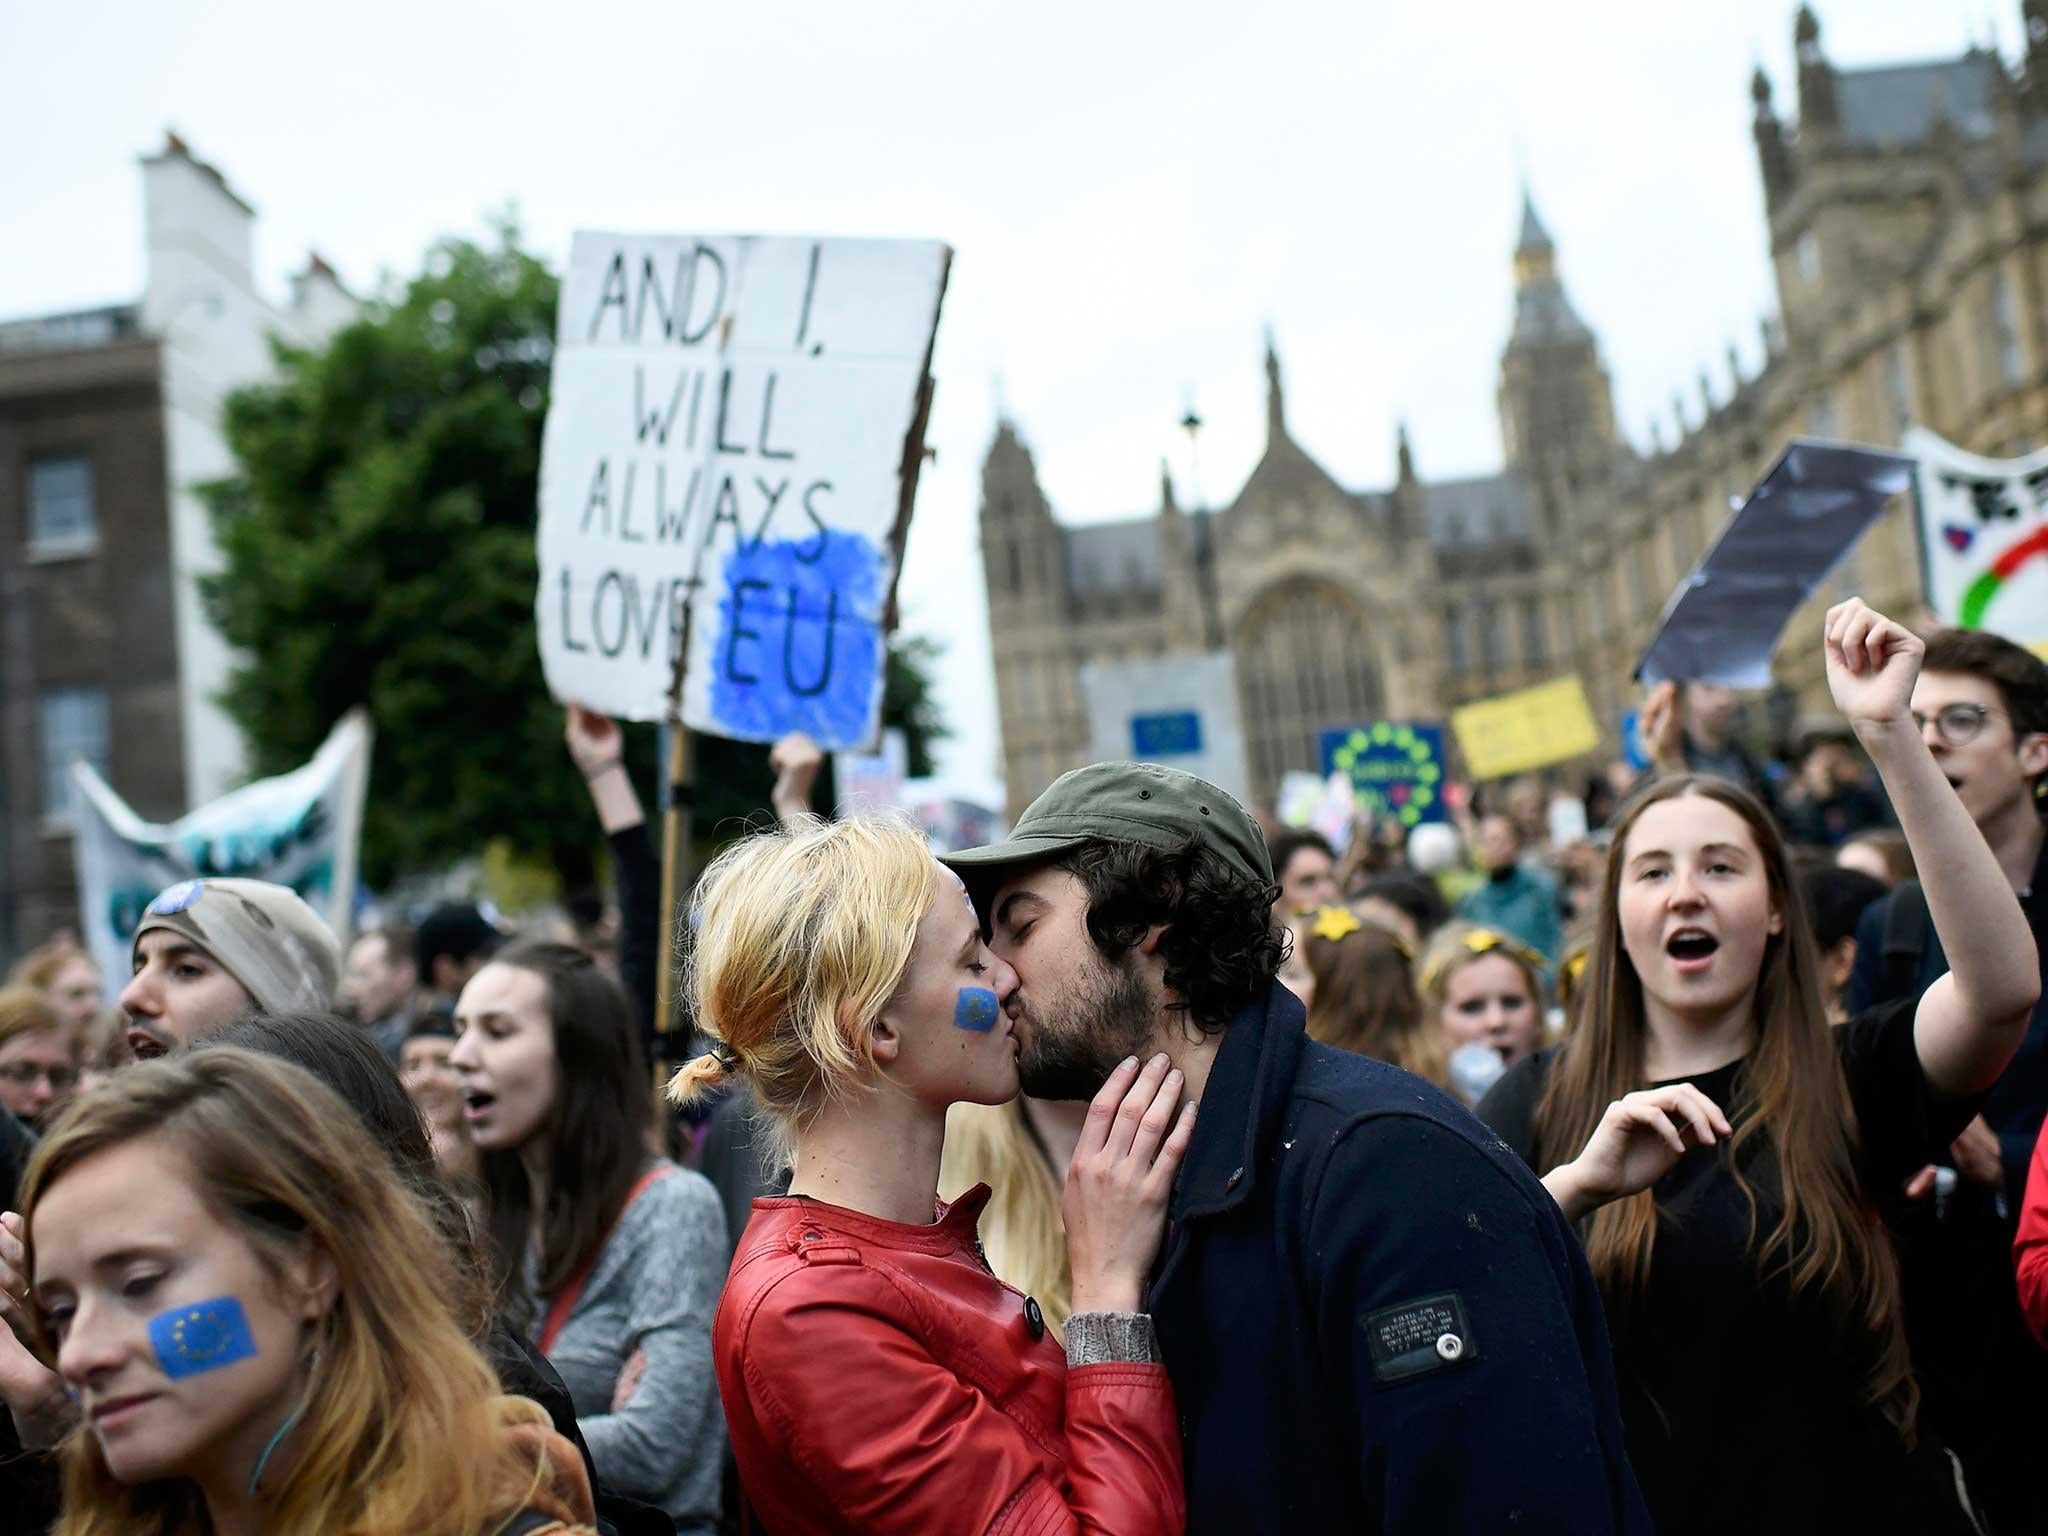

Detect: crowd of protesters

[0,597,2040,1534]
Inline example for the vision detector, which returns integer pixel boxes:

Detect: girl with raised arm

[1480,601,2038,1536]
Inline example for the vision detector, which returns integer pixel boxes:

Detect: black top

[1146,981,1652,1534]
[1478,999,1982,1536]
[1848,825,2048,1210]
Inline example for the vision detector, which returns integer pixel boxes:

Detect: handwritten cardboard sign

[1451,676,1600,781]
[535,234,950,748]
[1907,426,2048,647]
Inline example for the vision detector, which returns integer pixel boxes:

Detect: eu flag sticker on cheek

[954,988,1000,1032]
[148,1297,258,1379]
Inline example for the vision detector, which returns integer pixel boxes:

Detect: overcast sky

[3,2,2001,806]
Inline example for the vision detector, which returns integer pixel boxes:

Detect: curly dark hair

[1055,836,1285,1032]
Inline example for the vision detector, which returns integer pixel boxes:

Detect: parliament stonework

[980,7,2048,818]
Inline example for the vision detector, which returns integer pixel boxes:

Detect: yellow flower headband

[1311,906,1361,943]
[1306,906,1415,961]
[1420,927,1547,993]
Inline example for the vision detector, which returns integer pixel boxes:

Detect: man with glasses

[0,988,77,1131]
[1849,628,2048,1204]
[1845,627,2048,1536]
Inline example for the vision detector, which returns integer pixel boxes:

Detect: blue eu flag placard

[1319,723,1448,828]
[149,1297,258,1379]
[1131,711,1203,757]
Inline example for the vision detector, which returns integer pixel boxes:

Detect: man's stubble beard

[1016,948,1156,1102]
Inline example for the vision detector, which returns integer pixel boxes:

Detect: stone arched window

[1233,579,1385,808]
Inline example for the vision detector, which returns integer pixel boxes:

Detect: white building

[138,132,357,805]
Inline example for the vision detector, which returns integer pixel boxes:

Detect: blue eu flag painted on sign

[1131,712,1203,757]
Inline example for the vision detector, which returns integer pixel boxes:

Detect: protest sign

[70,711,372,991]
[1080,651,1252,804]
[1318,723,1447,829]
[835,729,909,815]
[1619,710,1652,773]
[1276,770,1356,853]
[1906,426,2048,647]
[1635,439,1914,688]
[535,234,951,750]
[1451,677,1600,781]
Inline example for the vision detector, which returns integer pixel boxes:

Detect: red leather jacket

[715,1185,1185,1535]
[2017,1115,2048,1345]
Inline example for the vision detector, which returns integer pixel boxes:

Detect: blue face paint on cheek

[954,987,1000,1032]
[147,1296,258,1379]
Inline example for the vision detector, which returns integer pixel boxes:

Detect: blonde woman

[670,815,1189,1535]
[1419,921,1551,1069]
[15,1047,597,1534]
[938,1097,1083,1342]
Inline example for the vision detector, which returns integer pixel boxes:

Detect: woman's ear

[867,1012,902,1069]
[1766,898,1785,937]
[290,1242,341,1327]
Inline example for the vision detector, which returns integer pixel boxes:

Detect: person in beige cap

[117,878,343,1060]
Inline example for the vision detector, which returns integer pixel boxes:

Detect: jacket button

[1023,1297,1046,1340]
[1225,1167,1244,1191]
[1435,1333,1464,1362]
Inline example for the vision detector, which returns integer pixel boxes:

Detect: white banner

[1907,425,2048,645]
[70,711,372,991]
[535,233,950,749]
[1080,651,1252,806]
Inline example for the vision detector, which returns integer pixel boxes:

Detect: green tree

[203,220,947,892]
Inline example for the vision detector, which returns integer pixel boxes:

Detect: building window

[1991,271,2025,388]
[28,455,97,551]
[1632,543,1657,618]
[1446,606,1469,673]
[1477,604,1504,674]
[1796,232,1821,285]
[1885,343,1913,435]
[1522,598,1548,669]
[40,687,110,825]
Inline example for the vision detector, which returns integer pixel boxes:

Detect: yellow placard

[1451,675,1602,781]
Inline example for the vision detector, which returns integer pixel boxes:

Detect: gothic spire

[1516,188,1553,259]
[1264,327,1287,441]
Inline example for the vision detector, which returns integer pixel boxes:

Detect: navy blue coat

[1145,983,1652,1534]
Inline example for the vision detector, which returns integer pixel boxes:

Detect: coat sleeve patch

[1361,1291,1477,1383]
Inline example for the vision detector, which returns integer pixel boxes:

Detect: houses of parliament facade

[978,6,2048,819]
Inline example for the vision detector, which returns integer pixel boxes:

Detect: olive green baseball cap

[943,761,1273,886]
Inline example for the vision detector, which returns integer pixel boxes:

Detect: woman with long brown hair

[1297,906,1449,1086]
[18,1047,597,1534]
[1479,601,2039,1535]
[450,940,726,1533]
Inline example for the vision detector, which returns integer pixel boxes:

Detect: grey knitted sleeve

[1063,1310,1162,1366]
[573,1171,729,1532]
